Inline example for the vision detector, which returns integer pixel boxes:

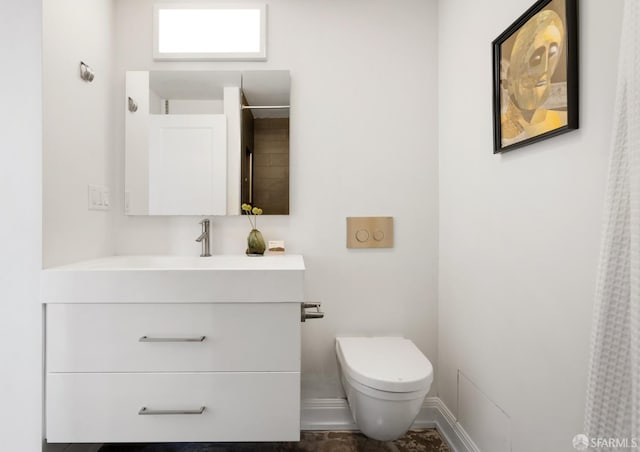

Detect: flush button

[346,217,394,249]
[355,229,370,242]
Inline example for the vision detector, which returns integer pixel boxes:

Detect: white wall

[0,1,43,450]
[114,0,440,398]
[438,1,624,451]
[43,0,116,267]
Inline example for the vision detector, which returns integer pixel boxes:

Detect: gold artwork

[499,0,568,148]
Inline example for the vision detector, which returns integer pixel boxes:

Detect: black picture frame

[492,0,578,153]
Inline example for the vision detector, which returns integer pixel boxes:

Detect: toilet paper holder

[301,302,324,322]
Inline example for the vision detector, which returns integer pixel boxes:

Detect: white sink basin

[42,255,305,304]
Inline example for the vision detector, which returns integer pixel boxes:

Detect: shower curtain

[585,0,640,446]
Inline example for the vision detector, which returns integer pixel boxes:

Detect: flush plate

[346,217,394,249]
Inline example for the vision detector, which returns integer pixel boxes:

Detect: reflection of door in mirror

[149,114,227,215]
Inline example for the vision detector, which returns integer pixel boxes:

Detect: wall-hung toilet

[336,336,433,441]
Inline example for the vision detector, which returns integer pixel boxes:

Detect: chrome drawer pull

[138,406,205,415]
[139,336,206,342]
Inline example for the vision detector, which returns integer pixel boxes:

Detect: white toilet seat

[336,337,433,393]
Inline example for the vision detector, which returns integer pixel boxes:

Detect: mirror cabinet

[125,70,290,216]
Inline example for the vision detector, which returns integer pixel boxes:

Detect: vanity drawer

[46,303,300,372]
[46,371,300,443]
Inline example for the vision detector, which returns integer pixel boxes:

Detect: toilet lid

[336,337,433,393]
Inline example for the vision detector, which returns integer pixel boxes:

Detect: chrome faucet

[195,219,211,257]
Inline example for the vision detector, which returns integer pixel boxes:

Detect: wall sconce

[79,61,95,82]
[128,97,138,112]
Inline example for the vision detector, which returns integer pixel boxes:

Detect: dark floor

[99,429,450,452]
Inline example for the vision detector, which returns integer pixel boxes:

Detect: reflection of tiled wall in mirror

[253,118,290,215]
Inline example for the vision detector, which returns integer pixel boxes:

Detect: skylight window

[153,4,267,60]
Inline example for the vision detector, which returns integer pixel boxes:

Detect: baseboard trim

[301,398,357,431]
[67,445,102,452]
[301,397,480,452]
[425,398,481,452]
[43,444,102,452]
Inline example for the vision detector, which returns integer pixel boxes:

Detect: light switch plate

[88,184,111,211]
[346,216,394,249]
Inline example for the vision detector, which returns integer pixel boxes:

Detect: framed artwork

[492,0,578,153]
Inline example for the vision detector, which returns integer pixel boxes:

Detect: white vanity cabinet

[42,255,305,444]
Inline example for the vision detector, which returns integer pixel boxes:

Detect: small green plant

[241,203,263,230]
